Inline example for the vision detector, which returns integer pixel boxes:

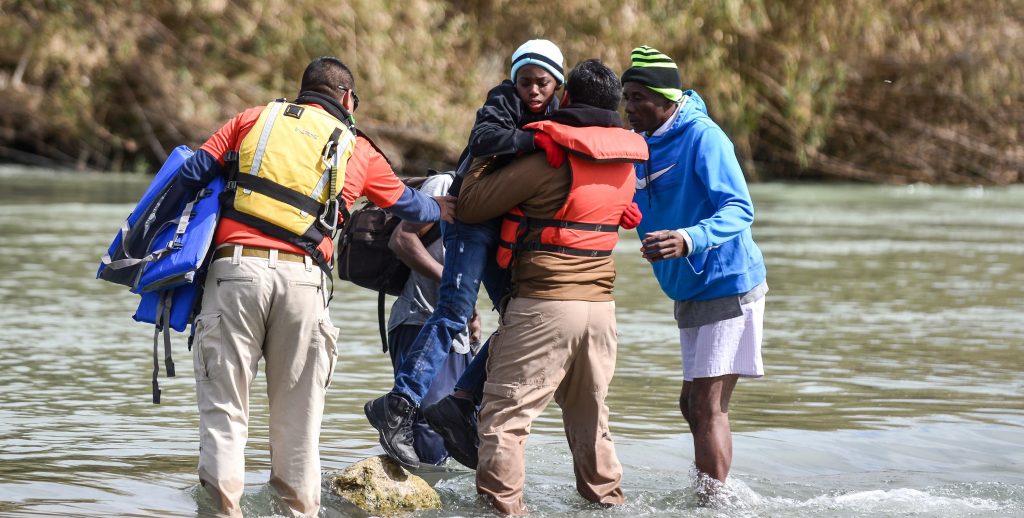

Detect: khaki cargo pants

[476,297,624,515]
[192,247,339,517]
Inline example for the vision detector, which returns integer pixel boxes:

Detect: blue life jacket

[97,145,224,403]
[98,145,222,292]
[132,162,222,333]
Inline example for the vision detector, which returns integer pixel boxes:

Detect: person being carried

[363,39,567,470]
[383,171,482,466]
[174,56,454,517]
[457,58,648,515]
[621,46,767,497]
[365,40,644,471]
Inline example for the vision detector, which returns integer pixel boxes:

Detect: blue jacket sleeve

[175,149,223,192]
[682,127,755,255]
[387,186,440,224]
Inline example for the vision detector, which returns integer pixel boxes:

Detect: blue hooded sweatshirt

[634,90,766,301]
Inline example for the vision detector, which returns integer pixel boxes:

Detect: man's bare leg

[681,375,739,482]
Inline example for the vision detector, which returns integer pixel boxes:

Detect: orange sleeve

[342,136,406,209]
[199,106,264,163]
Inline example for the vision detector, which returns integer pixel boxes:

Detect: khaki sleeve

[457,154,551,223]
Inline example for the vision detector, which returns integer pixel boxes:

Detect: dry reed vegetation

[0,0,1021,183]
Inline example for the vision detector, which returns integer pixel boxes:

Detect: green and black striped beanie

[620,46,683,102]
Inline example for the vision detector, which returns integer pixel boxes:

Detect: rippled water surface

[0,169,1021,517]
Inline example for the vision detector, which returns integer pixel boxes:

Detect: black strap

[506,210,619,233]
[378,290,389,353]
[306,244,335,305]
[505,212,618,262]
[294,91,355,126]
[219,149,239,210]
[421,221,442,246]
[525,218,619,233]
[323,127,343,158]
[233,175,325,216]
[508,213,532,271]
[151,291,176,404]
[516,241,614,257]
[152,322,161,404]
[162,294,175,379]
[223,150,239,183]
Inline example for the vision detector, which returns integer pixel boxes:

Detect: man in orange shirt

[175,56,454,517]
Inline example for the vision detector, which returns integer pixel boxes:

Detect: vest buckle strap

[519,241,613,258]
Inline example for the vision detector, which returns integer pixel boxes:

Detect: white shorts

[679,295,765,381]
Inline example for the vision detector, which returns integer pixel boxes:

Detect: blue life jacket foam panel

[134,175,225,293]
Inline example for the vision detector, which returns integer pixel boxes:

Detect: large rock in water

[326,455,441,516]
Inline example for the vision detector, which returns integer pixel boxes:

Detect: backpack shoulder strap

[378,290,389,353]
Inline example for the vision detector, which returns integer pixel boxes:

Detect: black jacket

[450,80,558,195]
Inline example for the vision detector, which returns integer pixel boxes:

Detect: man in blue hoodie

[621,46,768,492]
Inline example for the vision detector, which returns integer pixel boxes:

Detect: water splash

[760,486,1012,516]
[688,465,760,510]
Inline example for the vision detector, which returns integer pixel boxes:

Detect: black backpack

[337,171,450,350]
[337,201,415,297]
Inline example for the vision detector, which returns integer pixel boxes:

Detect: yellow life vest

[222,100,356,267]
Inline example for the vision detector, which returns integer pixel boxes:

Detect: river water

[0,168,1021,517]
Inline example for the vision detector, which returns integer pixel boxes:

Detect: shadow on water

[0,170,1021,516]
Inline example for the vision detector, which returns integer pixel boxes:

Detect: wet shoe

[423,395,478,470]
[364,392,420,470]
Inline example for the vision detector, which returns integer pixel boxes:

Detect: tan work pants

[476,297,624,515]
[192,249,339,517]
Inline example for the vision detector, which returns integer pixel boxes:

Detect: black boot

[423,395,479,469]
[364,392,420,469]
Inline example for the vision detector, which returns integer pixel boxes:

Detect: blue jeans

[391,218,509,406]
[454,337,491,404]
[388,324,474,465]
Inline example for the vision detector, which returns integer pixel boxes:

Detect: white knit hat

[510,39,564,85]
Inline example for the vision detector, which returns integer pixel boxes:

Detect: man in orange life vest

[174,56,455,517]
[455,59,648,515]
